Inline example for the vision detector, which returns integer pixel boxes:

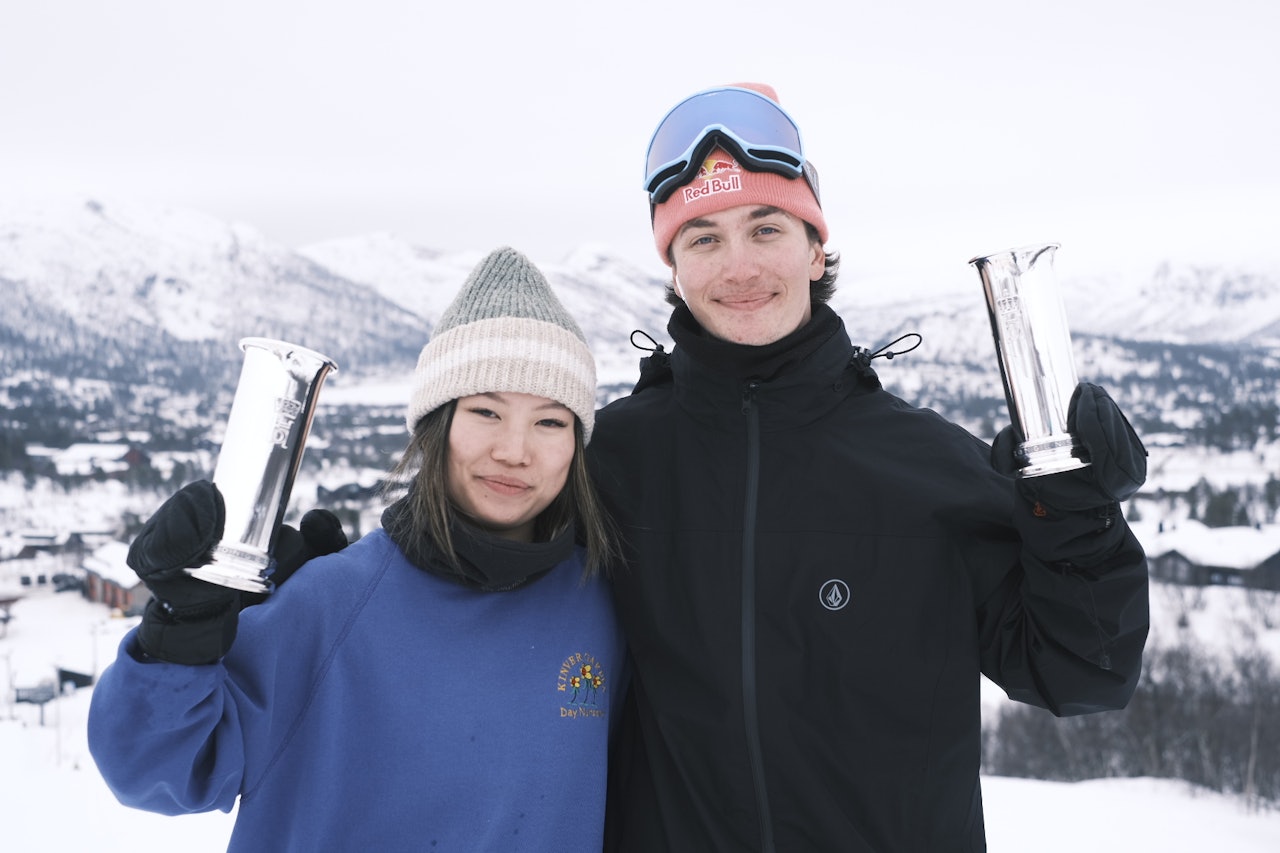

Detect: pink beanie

[650,83,828,263]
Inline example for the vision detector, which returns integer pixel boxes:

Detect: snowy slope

[2,588,1278,852]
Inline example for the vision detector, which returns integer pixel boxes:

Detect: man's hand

[992,382,1148,511]
[1069,382,1147,503]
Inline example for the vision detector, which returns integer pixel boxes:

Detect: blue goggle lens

[644,87,806,204]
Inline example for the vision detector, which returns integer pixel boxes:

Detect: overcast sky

[3,0,1277,297]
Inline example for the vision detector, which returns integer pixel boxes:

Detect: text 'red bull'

[682,174,741,203]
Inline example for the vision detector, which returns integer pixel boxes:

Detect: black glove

[128,480,348,664]
[1069,382,1147,503]
[128,480,238,665]
[235,505,350,607]
[992,384,1147,563]
[992,382,1147,512]
[268,506,350,588]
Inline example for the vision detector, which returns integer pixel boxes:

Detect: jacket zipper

[740,380,776,852]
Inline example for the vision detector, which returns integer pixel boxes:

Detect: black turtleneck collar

[381,497,574,592]
[667,302,843,381]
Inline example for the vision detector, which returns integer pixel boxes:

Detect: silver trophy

[187,337,338,593]
[970,243,1089,478]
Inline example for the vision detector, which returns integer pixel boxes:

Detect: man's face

[669,204,825,346]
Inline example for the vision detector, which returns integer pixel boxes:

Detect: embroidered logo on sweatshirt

[819,579,851,611]
[557,652,607,719]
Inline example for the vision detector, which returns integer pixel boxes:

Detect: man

[589,83,1149,851]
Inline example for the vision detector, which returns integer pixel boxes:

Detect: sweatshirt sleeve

[87,543,374,816]
[88,631,247,815]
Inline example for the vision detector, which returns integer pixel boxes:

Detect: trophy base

[1017,436,1092,479]
[186,543,276,594]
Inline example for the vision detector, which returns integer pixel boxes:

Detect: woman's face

[446,391,576,542]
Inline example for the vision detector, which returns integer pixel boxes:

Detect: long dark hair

[384,401,617,578]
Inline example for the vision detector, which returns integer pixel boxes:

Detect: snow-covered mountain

[296,234,675,392]
[2,196,1277,419]
[0,197,676,397]
[1066,264,1280,346]
[830,265,1280,365]
[0,198,428,380]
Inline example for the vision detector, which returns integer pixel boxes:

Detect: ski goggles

[644,86,810,205]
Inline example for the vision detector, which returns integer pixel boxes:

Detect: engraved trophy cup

[970,243,1090,478]
[186,338,338,593]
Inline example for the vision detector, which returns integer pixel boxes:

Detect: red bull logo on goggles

[644,86,813,206]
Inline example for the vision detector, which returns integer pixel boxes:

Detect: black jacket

[590,305,1148,852]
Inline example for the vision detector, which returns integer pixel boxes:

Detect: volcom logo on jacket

[820,579,851,611]
[557,652,607,719]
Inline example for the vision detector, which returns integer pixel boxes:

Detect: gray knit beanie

[406,247,597,442]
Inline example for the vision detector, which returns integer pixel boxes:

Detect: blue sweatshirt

[89,528,626,852]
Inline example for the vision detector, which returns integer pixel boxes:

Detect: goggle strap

[649,132,806,205]
[648,157,823,221]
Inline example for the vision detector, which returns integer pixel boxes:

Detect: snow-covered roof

[0,532,25,559]
[82,540,142,589]
[1132,520,1280,571]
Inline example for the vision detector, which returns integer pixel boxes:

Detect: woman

[89,247,626,852]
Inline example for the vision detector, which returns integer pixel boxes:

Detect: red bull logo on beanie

[681,155,743,204]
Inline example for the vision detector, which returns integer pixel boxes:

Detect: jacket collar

[665,303,880,429]
[666,302,843,382]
